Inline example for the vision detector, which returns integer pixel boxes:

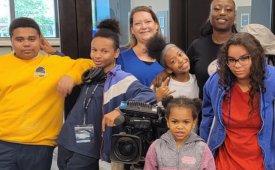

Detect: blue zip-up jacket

[57,65,157,162]
[200,65,275,170]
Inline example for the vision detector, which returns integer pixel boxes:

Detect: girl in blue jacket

[200,32,275,170]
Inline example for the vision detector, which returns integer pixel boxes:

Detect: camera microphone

[114,115,125,126]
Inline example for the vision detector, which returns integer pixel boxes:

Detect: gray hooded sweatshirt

[144,130,216,170]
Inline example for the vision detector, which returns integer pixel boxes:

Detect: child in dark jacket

[57,19,157,170]
[144,96,215,170]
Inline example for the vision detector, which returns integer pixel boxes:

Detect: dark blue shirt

[57,81,104,159]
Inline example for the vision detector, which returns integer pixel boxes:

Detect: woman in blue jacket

[200,32,275,170]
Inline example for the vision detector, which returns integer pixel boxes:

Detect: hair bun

[161,95,174,109]
[192,98,202,114]
[96,18,120,35]
[146,34,166,60]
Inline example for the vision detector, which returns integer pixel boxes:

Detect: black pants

[57,145,99,170]
[0,140,54,170]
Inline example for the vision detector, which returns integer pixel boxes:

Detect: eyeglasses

[226,55,250,67]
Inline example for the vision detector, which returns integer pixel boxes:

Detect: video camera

[110,101,168,165]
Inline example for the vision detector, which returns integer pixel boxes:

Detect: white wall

[130,0,169,12]
[234,0,251,8]
[0,47,12,56]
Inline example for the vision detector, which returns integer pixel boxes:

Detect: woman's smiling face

[131,11,159,44]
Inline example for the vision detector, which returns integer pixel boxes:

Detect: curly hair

[94,18,120,50]
[217,32,266,116]
[145,34,167,63]
[161,95,202,120]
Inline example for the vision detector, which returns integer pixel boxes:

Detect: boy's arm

[200,144,216,170]
[144,141,158,170]
[125,79,157,104]
[113,78,157,115]
[102,76,157,130]
[57,75,75,97]
[65,58,95,85]
[102,110,121,132]
[57,58,95,96]
[104,79,157,124]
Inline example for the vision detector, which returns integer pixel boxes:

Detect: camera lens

[118,141,135,156]
[114,137,139,162]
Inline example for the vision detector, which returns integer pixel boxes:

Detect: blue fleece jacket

[200,65,275,170]
[57,65,157,162]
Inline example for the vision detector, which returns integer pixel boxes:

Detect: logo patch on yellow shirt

[34,66,48,77]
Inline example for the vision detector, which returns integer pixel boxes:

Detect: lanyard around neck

[82,83,99,124]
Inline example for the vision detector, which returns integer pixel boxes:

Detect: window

[0,0,59,38]
[0,0,10,37]
[91,0,97,35]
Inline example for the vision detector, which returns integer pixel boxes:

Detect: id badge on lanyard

[75,124,94,143]
[74,83,99,144]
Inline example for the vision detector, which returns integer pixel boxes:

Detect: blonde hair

[123,6,161,49]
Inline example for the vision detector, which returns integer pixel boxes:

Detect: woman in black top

[187,0,237,99]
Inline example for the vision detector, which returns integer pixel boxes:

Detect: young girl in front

[144,96,215,170]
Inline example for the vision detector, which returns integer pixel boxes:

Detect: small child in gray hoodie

[144,96,215,170]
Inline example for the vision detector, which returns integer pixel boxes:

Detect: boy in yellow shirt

[0,17,94,170]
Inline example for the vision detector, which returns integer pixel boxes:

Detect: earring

[156,30,158,34]
[132,34,135,38]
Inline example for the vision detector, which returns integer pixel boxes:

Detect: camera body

[110,101,168,164]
